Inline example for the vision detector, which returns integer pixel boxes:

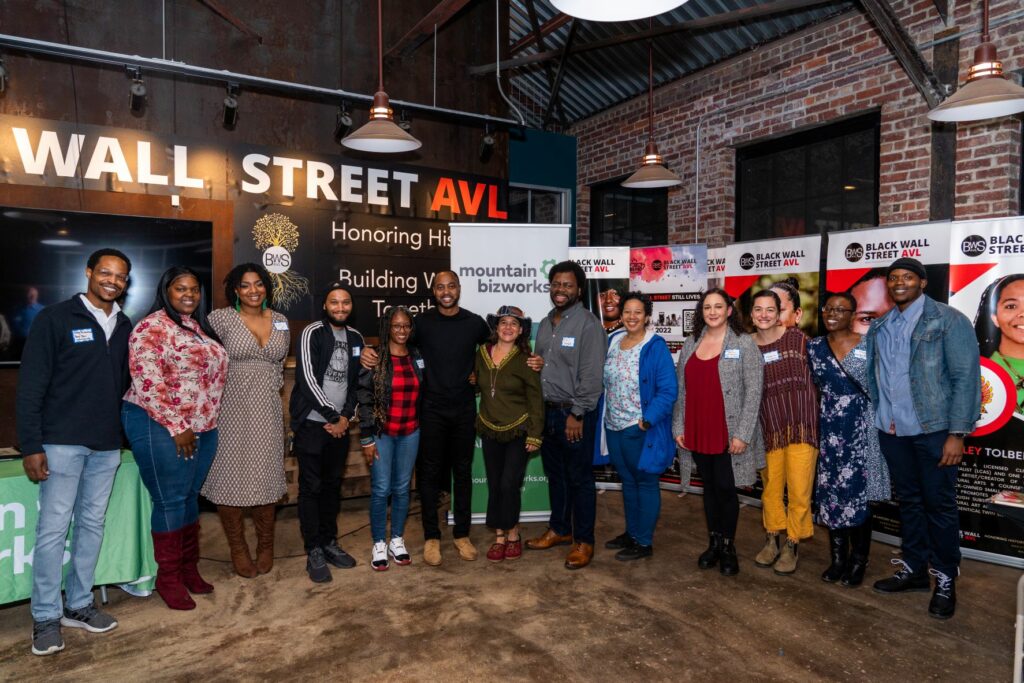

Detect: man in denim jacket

[864,257,981,620]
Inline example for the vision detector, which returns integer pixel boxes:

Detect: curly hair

[371,306,415,428]
[620,291,653,317]
[692,287,744,338]
[486,315,533,355]
[223,262,275,309]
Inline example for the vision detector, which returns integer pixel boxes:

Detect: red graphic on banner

[972,357,1016,437]
[723,275,759,299]
[630,247,673,283]
[949,262,998,294]
[825,268,871,294]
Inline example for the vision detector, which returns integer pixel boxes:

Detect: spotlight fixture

[479,125,495,163]
[0,56,7,94]
[397,111,412,132]
[333,103,353,144]
[342,0,421,153]
[550,0,689,22]
[223,83,239,130]
[622,26,681,189]
[127,66,146,115]
[928,0,1024,122]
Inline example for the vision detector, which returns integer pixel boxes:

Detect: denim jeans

[606,425,661,546]
[369,430,420,543]
[877,430,960,575]
[541,406,597,544]
[31,445,121,622]
[121,402,217,534]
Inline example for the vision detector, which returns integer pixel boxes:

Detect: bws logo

[739,253,755,271]
[844,243,864,262]
[961,235,986,257]
[652,259,663,272]
[263,246,291,274]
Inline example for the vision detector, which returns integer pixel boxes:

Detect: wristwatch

[570,409,585,421]
[639,418,651,430]
[949,431,969,438]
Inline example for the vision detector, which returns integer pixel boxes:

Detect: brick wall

[570,0,1024,247]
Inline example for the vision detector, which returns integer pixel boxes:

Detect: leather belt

[545,401,574,410]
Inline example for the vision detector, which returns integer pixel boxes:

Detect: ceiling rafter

[385,0,473,59]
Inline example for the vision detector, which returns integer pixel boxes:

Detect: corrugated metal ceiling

[505,0,856,129]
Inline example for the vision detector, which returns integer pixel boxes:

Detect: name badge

[763,350,781,364]
[273,320,289,331]
[415,358,425,369]
[71,328,95,344]
[561,336,576,348]
[853,348,867,360]
[723,348,740,359]
[352,346,361,357]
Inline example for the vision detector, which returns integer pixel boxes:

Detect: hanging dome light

[622,28,680,189]
[550,0,690,22]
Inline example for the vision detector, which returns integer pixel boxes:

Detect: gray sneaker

[61,603,119,633]
[306,547,332,583]
[31,619,64,656]
[322,540,357,569]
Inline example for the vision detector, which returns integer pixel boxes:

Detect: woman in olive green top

[476,305,544,562]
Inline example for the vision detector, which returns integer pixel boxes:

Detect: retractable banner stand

[569,246,631,491]
[947,217,1024,566]
[450,223,570,523]
[629,244,708,490]
[824,222,951,541]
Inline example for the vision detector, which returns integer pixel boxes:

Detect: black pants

[692,451,739,539]
[482,435,530,531]
[294,420,349,552]
[418,399,476,540]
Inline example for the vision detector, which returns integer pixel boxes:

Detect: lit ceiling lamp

[342,0,421,153]
[550,0,689,22]
[927,0,1024,122]
[622,29,680,189]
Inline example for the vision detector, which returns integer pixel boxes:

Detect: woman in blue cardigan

[602,292,679,560]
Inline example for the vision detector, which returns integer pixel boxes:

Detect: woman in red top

[122,266,227,610]
[357,307,424,572]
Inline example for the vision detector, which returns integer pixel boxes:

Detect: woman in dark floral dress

[807,292,890,588]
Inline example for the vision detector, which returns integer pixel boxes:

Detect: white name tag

[853,348,867,360]
[723,348,740,359]
[763,350,781,363]
[561,336,576,348]
[352,346,361,357]
[71,328,94,343]
[273,320,289,331]
[415,358,425,369]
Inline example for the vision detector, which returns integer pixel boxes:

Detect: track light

[223,83,239,129]
[127,66,146,115]
[397,110,412,132]
[0,57,7,94]
[333,104,353,144]
[479,125,495,163]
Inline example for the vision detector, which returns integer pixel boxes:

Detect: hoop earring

[234,295,241,312]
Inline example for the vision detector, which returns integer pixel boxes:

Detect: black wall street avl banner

[1,115,508,333]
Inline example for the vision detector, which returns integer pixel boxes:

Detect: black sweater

[413,307,490,405]
[15,296,131,454]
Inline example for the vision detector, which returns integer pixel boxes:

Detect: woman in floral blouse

[122,266,228,610]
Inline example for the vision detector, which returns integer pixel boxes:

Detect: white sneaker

[388,536,412,565]
[371,541,389,571]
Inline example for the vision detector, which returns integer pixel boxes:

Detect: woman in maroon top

[357,307,425,571]
[672,289,764,576]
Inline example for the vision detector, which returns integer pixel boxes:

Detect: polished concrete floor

[0,491,1017,681]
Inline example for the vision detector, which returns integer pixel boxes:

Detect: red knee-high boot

[151,529,197,610]
[181,522,215,594]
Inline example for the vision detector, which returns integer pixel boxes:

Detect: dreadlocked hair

[371,306,414,428]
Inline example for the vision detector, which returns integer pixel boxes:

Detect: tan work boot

[423,539,442,566]
[774,539,799,575]
[754,533,780,568]
[453,536,478,561]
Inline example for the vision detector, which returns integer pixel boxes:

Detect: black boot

[821,528,849,583]
[698,533,722,570]
[719,538,739,576]
[841,522,873,587]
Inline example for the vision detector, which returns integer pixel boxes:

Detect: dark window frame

[588,177,668,247]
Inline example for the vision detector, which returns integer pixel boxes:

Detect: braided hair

[371,306,414,427]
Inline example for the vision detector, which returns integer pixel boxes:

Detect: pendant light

[622,28,680,189]
[927,0,1024,122]
[550,0,689,23]
[342,0,421,153]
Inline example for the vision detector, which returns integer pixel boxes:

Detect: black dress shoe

[873,560,929,593]
[698,533,722,570]
[928,570,957,620]
[604,532,635,551]
[719,538,739,576]
[615,544,653,561]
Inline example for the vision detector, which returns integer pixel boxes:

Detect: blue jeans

[121,402,217,533]
[31,445,121,622]
[541,406,597,544]
[370,431,420,543]
[606,425,661,547]
[877,430,960,575]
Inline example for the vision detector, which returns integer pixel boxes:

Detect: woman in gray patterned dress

[807,292,890,588]
[202,263,290,578]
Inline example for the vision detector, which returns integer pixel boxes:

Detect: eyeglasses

[95,269,130,284]
[390,323,412,331]
[821,306,854,315]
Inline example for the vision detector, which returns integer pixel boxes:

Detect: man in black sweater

[16,249,133,656]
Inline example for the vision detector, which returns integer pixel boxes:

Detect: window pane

[589,181,667,246]
[807,139,841,199]
[508,188,529,223]
[531,190,563,223]
[774,148,805,203]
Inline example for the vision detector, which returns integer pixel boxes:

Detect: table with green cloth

[0,451,157,605]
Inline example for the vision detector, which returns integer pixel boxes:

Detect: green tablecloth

[0,451,157,605]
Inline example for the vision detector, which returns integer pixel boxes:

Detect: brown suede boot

[251,504,277,574]
[217,505,257,578]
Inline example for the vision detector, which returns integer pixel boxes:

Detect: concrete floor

[0,491,1017,681]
